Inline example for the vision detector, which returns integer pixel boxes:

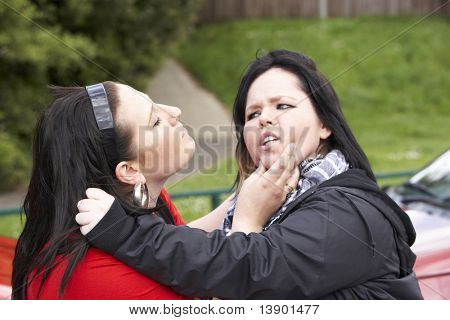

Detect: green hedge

[0,0,202,192]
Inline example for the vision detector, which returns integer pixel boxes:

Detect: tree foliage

[0,0,201,191]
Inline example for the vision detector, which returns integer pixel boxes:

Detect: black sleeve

[86,193,384,299]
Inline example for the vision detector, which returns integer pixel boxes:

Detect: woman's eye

[277,103,295,110]
[153,118,161,127]
[247,112,260,121]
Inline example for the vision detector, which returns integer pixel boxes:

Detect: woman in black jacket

[76,50,423,299]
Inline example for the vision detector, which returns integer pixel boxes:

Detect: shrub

[0,0,202,191]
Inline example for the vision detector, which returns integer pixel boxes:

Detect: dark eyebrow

[270,95,298,102]
[245,104,259,113]
[246,95,298,111]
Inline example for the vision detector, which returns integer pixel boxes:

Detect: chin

[259,156,277,170]
[179,141,196,167]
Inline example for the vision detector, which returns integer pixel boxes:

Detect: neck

[145,176,167,208]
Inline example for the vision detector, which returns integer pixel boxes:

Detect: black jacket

[86,169,423,299]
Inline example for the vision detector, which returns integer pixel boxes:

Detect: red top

[27,188,189,300]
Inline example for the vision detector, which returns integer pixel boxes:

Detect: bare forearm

[187,193,234,232]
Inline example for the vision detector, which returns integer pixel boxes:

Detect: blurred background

[0,0,448,237]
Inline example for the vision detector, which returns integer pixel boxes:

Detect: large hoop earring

[133,181,149,208]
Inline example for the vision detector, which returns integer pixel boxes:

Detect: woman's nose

[158,104,181,123]
[259,108,277,127]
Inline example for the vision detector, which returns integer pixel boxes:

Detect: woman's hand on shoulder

[232,143,300,234]
[75,188,115,235]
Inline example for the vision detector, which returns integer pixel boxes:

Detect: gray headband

[86,83,119,169]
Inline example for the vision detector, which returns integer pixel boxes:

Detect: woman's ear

[115,161,141,185]
[319,124,332,140]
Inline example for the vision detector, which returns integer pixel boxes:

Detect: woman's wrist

[230,220,263,234]
[231,204,264,234]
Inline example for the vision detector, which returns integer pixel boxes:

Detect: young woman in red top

[11,82,195,299]
[26,189,187,300]
[12,82,297,299]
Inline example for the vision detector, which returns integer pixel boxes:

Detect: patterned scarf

[222,149,349,234]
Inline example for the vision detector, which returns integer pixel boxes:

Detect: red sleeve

[160,188,185,226]
[28,248,190,300]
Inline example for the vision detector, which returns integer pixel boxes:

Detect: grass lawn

[166,158,237,223]
[176,16,450,173]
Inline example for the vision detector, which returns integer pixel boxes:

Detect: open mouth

[262,135,279,146]
[260,131,280,148]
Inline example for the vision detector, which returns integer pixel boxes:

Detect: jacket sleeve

[86,192,386,299]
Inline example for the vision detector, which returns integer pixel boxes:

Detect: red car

[386,150,450,300]
[407,210,450,299]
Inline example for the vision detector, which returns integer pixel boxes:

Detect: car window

[409,150,450,200]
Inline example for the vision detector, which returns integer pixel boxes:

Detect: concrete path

[147,59,232,133]
[0,59,235,210]
[147,59,235,186]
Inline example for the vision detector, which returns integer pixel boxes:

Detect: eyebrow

[246,95,299,112]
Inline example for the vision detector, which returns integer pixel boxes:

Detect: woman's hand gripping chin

[231,143,300,234]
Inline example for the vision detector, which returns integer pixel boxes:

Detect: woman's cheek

[142,131,168,176]
[243,124,260,164]
[297,130,320,161]
[142,147,158,176]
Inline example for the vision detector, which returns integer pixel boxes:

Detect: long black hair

[233,50,375,189]
[12,82,172,299]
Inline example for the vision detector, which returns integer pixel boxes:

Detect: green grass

[167,158,237,222]
[176,16,450,173]
[0,214,24,238]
